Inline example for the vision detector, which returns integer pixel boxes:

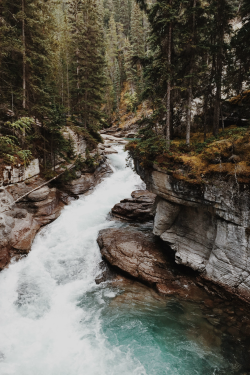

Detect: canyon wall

[134,160,250,303]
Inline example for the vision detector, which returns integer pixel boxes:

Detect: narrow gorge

[0,142,250,375]
[1,0,250,373]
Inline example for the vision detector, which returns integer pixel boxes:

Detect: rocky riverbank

[0,131,128,270]
[0,157,112,270]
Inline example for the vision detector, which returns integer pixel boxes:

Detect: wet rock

[64,174,95,196]
[111,190,156,222]
[227,327,240,337]
[10,213,40,252]
[156,283,187,298]
[104,147,118,155]
[0,182,68,268]
[204,299,215,308]
[95,261,116,284]
[127,132,136,138]
[62,159,112,196]
[97,228,175,285]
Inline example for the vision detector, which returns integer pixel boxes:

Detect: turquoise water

[78,278,249,375]
[0,146,249,375]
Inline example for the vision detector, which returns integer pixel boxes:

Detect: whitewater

[0,146,245,375]
[0,147,148,375]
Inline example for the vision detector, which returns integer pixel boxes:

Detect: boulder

[104,147,118,154]
[97,228,174,285]
[111,190,156,222]
[27,186,50,201]
[62,159,113,196]
[64,174,95,196]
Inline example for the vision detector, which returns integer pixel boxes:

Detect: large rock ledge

[98,228,173,285]
[111,190,156,222]
[97,228,205,300]
[134,159,250,303]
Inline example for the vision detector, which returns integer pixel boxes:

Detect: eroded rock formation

[134,160,250,303]
[97,228,208,300]
[98,228,176,285]
[111,190,156,221]
[62,157,112,196]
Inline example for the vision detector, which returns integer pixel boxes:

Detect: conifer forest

[0,0,250,172]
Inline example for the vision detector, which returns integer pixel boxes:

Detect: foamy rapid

[0,146,146,375]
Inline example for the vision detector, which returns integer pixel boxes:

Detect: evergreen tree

[68,0,105,129]
[130,0,144,58]
[120,0,130,35]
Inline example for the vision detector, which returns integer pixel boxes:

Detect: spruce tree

[68,0,105,129]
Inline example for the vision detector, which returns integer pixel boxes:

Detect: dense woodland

[0,0,250,173]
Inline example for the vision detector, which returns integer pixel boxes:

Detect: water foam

[0,146,146,375]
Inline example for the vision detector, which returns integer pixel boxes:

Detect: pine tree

[130,0,144,58]
[120,0,130,35]
[123,37,134,87]
[209,0,237,135]
[231,0,250,94]
[68,0,105,129]
[20,0,55,117]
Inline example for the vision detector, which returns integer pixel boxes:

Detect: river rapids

[0,146,248,375]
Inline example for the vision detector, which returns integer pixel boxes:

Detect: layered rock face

[134,161,250,302]
[0,184,65,269]
[111,190,156,221]
[0,159,40,187]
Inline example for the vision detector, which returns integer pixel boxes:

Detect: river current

[0,146,249,375]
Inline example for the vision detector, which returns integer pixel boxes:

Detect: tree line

[0,0,106,170]
[136,0,250,146]
[0,0,249,170]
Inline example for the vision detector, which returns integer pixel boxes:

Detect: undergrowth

[126,125,250,184]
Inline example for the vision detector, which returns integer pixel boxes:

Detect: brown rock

[204,299,215,308]
[63,159,112,196]
[156,283,182,296]
[98,228,174,285]
[111,190,156,222]
[10,213,40,251]
[0,247,10,270]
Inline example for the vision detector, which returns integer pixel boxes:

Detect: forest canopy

[0,0,250,171]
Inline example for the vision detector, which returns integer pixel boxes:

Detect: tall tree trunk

[66,56,70,115]
[166,16,172,149]
[221,103,224,130]
[186,0,196,146]
[22,0,26,110]
[186,82,192,145]
[213,4,224,137]
[203,96,208,142]
[213,52,222,136]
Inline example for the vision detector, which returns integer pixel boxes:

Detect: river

[0,146,249,375]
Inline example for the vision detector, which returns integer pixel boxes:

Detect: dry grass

[149,126,250,184]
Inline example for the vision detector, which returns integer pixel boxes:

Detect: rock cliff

[134,159,250,303]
